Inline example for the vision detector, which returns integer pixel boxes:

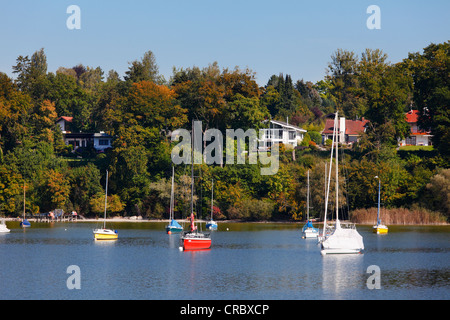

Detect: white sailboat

[0,219,10,233]
[93,170,118,240]
[302,170,318,238]
[320,112,364,255]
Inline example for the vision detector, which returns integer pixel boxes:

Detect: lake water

[0,221,448,300]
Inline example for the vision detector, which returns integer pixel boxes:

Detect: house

[56,116,73,133]
[399,110,432,146]
[321,116,369,144]
[259,119,307,150]
[56,117,113,152]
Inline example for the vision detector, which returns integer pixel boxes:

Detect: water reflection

[322,254,364,299]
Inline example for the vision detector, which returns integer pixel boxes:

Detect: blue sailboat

[20,182,31,228]
[166,167,183,234]
[301,170,318,238]
[166,219,183,234]
[206,179,218,231]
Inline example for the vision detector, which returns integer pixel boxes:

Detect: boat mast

[211,179,214,220]
[104,170,108,229]
[335,111,339,224]
[23,181,26,220]
[190,121,195,232]
[322,112,337,237]
[377,177,381,225]
[306,170,310,221]
[170,166,175,220]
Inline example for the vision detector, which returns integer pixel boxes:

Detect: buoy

[178,246,183,251]
[168,230,172,235]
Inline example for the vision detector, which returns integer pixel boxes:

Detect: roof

[322,118,369,135]
[406,110,419,123]
[263,119,307,132]
[405,110,432,135]
[56,116,73,122]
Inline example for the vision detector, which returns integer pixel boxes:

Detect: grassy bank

[350,207,447,225]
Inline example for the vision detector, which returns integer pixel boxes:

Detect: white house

[93,132,113,151]
[399,110,433,146]
[259,119,307,150]
[56,117,113,152]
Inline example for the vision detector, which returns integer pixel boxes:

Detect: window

[289,131,296,140]
[405,136,416,145]
[99,139,109,146]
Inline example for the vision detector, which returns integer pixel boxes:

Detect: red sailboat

[179,121,212,251]
[181,213,211,250]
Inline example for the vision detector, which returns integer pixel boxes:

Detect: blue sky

[0,0,448,85]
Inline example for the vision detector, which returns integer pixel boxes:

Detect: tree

[69,163,103,214]
[126,81,187,132]
[423,169,450,219]
[326,49,364,118]
[12,48,47,94]
[124,50,162,84]
[409,41,450,157]
[90,193,125,216]
[41,169,70,211]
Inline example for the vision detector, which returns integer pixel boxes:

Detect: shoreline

[3,217,448,226]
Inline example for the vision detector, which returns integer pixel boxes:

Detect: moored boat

[93,228,118,240]
[166,167,183,234]
[179,121,212,251]
[373,176,388,234]
[93,170,118,241]
[302,170,319,239]
[206,179,218,231]
[319,111,364,255]
[181,213,211,250]
[0,219,10,233]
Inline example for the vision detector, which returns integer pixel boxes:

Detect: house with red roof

[321,116,369,145]
[399,110,432,146]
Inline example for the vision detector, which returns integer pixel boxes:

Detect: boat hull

[302,228,319,238]
[321,248,362,255]
[0,227,10,233]
[93,229,118,240]
[181,231,211,250]
[206,222,218,230]
[373,225,388,234]
[183,238,211,250]
[166,226,183,234]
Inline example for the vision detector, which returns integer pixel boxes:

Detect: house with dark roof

[399,110,432,146]
[56,116,113,152]
[321,116,369,144]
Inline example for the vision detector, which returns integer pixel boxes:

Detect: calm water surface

[0,222,448,300]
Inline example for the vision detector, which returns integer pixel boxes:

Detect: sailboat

[93,170,118,240]
[206,179,218,231]
[0,219,10,233]
[20,182,31,228]
[302,170,319,238]
[320,112,364,255]
[166,166,183,234]
[373,176,388,234]
[180,121,212,251]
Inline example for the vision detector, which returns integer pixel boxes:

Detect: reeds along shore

[350,207,447,225]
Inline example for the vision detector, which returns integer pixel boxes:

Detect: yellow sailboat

[93,170,118,240]
[373,176,388,234]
